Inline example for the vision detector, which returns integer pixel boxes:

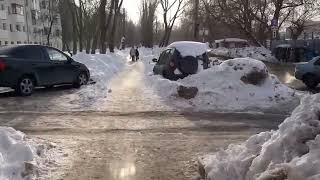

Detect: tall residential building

[0,0,62,48]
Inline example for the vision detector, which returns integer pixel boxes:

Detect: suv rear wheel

[16,76,35,96]
[303,74,319,89]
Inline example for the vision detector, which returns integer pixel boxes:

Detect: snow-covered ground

[0,127,35,180]
[200,93,320,180]
[142,47,299,113]
[210,47,278,63]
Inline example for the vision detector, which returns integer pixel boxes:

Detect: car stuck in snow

[152,41,210,80]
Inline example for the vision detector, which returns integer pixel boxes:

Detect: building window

[11,41,14,45]
[9,24,12,32]
[16,24,21,31]
[17,41,21,44]
[23,26,25,32]
[2,23,6,30]
[1,4,4,10]
[5,41,8,45]
[11,4,24,15]
[34,42,38,44]
[24,41,27,44]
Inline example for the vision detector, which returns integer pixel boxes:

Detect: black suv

[153,47,209,80]
[0,45,90,96]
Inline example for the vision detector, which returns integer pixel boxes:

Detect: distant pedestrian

[130,46,136,62]
[135,47,140,61]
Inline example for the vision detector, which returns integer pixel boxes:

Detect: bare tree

[203,0,319,46]
[287,1,320,40]
[109,0,124,52]
[159,0,185,47]
[39,0,60,46]
[140,0,158,47]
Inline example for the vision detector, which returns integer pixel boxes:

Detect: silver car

[295,56,320,88]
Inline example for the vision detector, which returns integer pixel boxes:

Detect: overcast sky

[123,0,141,23]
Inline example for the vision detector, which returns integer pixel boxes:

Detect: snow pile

[168,41,209,57]
[0,127,35,180]
[215,38,248,43]
[55,51,126,110]
[146,57,298,112]
[210,47,278,63]
[201,94,320,180]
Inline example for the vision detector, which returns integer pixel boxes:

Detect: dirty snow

[0,127,35,180]
[215,38,248,43]
[201,93,320,180]
[168,41,209,57]
[52,51,127,110]
[210,47,278,63]
[143,51,299,112]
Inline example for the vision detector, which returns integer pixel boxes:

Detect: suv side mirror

[152,58,158,62]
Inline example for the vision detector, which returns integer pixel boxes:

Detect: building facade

[0,0,62,48]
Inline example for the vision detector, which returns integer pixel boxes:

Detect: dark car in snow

[295,56,320,88]
[153,41,210,80]
[0,45,90,96]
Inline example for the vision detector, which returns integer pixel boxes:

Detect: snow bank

[210,47,278,63]
[0,127,35,180]
[54,51,126,110]
[201,93,320,180]
[145,56,298,112]
[168,41,209,57]
[215,38,248,43]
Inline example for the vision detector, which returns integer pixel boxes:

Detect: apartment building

[0,0,62,48]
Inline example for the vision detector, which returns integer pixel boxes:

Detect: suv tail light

[0,58,6,72]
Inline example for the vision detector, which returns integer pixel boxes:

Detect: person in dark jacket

[135,47,140,61]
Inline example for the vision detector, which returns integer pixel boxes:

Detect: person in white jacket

[130,46,136,62]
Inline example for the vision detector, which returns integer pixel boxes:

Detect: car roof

[167,41,208,57]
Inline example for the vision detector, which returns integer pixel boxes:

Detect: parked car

[295,56,320,88]
[153,41,210,80]
[0,45,90,96]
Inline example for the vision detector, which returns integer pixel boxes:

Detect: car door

[12,46,54,86]
[43,47,77,84]
[154,49,171,74]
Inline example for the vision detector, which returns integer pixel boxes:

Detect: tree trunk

[109,11,119,52]
[85,37,92,54]
[98,0,108,54]
[46,20,54,46]
[91,28,100,54]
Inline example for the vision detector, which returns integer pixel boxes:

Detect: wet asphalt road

[0,61,303,180]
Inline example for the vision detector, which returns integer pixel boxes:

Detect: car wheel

[303,74,319,89]
[16,76,35,96]
[73,72,88,88]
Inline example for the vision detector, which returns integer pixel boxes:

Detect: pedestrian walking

[130,46,136,62]
[135,47,140,61]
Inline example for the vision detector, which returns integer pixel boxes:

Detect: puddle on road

[109,161,137,180]
[283,72,296,84]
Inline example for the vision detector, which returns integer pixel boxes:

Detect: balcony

[0,10,7,20]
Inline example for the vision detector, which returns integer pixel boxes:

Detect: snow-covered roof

[276,44,292,48]
[215,38,248,43]
[167,41,209,57]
